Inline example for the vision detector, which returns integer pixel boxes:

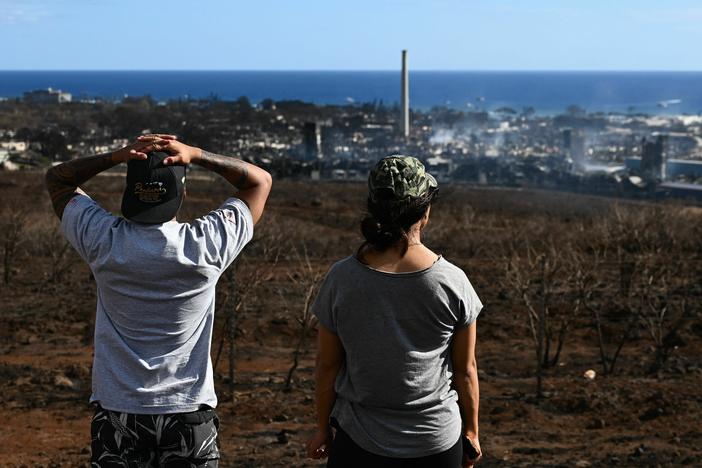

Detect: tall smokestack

[401,50,409,139]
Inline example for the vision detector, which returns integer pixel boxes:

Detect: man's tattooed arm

[193,150,272,225]
[44,135,173,219]
[196,150,252,190]
[45,153,121,219]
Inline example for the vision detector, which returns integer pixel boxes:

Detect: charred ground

[0,171,701,467]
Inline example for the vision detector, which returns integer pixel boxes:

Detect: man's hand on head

[112,134,179,164]
[135,135,202,166]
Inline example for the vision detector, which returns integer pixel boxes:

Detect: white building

[23,87,72,104]
[0,141,27,152]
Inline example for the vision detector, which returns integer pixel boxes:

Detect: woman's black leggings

[326,425,463,468]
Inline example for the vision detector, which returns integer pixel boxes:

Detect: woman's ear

[420,205,431,229]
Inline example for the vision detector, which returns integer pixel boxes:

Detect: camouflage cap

[368,155,438,203]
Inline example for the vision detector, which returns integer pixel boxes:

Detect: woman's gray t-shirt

[312,255,482,458]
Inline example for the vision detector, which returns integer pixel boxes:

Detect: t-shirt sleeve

[456,276,483,329]
[194,197,254,271]
[60,193,118,264]
[311,269,337,333]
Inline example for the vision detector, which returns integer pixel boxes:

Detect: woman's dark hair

[360,187,438,255]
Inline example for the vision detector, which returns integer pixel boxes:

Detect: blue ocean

[1,71,701,115]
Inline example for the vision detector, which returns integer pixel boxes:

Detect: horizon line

[2,69,702,73]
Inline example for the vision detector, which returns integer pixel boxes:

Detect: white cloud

[0,0,51,23]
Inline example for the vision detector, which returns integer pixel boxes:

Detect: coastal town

[2,84,702,202]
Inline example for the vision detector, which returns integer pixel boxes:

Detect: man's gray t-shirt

[61,194,253,414]
[312,255,482,458]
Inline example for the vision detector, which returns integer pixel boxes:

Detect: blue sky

[1,0,701,70]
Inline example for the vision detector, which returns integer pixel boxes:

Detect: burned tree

[284,244,323,391]
[35,223,76,284]
[572,247,637,377]
[1,205,28,285]
[212,216,283,409]
[504,237,580,399]
[634,257,692,375]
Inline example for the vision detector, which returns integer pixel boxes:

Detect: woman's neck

[358,240,439,273]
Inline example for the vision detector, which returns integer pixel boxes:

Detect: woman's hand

[306,427,332,459]
[463,434,482,467]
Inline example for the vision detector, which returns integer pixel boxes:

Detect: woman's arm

[306,324,344,459]
[451,322,482,466]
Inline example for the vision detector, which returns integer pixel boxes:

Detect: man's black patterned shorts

[90,404,220,467]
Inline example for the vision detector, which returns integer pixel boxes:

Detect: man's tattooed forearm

[45,153,116,218]
[198,150,250,189]
[47,153,115,186]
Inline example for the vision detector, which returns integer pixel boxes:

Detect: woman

[306,156,483,467]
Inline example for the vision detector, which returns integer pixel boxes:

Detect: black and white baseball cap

[121,151,186,224]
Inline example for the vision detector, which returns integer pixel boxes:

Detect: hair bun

[361,215,403,249]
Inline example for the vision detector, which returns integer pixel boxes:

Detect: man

[45,134,272,467]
